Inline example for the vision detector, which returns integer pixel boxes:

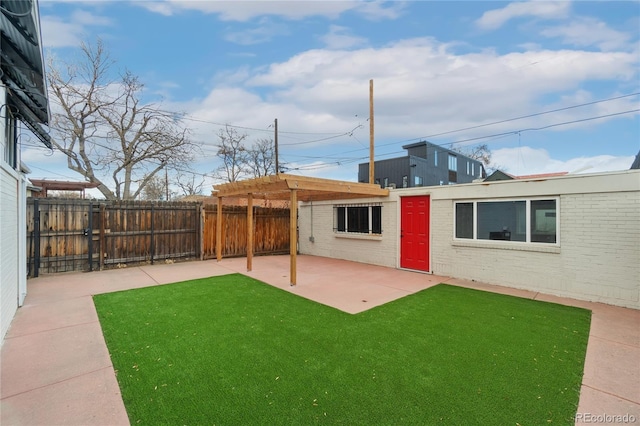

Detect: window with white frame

[454,198,558,243]
[334,204,382,234]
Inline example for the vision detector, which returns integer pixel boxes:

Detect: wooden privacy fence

[27,198,290,276]
[101,201,202,267]
[202,205,290,259]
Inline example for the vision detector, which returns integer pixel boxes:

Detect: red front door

[400,196,430,271]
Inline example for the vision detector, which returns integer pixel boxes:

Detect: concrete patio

[1,255,638,425]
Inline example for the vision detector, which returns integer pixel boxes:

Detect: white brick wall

[299,198,398,268]
[297,170,640,309]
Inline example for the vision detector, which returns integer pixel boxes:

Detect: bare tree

[47,190,82,199]
[454,144,492,166]
[174,170,205,197]
[246,137,276,178]
[141,174,167,200]
[47,39,197,200]
[214,125,248,182]
[453,143,495,175]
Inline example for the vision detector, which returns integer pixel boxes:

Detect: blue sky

[24,0,640,193]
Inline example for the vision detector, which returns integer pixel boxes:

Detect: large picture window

[454,198,557,244]
[334,204,382,234]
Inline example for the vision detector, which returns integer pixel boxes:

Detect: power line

[436,108,640,146]
[282,108,640,172]
[391,91,640,146]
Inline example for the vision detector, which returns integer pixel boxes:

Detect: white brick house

[298,170,640,309]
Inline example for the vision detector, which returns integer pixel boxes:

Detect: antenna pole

[274,118,279,175]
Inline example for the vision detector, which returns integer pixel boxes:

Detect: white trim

[453,197,560,247]
[335,233,383,241]
[452,240,561,254]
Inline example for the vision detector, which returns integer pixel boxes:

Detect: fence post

[198,203,204,260]
[99,203,105,270]
[150,204,155,265]
[87,202,94,272]
[33,198,40,278]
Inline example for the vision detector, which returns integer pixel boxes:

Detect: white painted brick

[297,172,640,309]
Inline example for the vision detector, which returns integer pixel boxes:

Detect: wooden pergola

[29,179,100,198]
[213,173,389,285]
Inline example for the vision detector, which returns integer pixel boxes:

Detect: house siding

[1,162,19,341]
[358,141,484,187]
[1,2,49,344]
[298,170,640,309]
[1,84,20,341]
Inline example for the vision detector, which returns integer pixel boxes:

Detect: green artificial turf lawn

[93,274,591,425]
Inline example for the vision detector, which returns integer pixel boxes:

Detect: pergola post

[246,193,253,271]
[212,174,390,286]
[290,189,297,286]
[216,196,223,261]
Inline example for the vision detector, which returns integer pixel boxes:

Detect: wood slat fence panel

[27,199,290,277]
[201,205,290,259]
[26,199,96,275]
[101,201,201,266]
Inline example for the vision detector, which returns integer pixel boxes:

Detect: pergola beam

[214,174,388,201]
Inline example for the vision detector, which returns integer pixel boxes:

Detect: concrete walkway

[1,255,638,425]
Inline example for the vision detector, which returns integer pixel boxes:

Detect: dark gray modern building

[358,141,486,188]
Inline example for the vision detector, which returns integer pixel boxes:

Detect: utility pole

[369,79,375,184]
[274,118,279,175]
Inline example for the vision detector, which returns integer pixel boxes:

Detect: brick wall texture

[298,171,639,309]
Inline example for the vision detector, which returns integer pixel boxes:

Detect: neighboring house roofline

[401,141,430,150]
[485,170,568,181]
[631,150,640,170]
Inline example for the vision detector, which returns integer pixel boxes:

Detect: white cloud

[167,35,638,181]
[236,38,638,142]
[352,1,407,21]
[224,19,289,45]
[541,17,632,51]
[320,25,368,50]
[36,2,638,183]
[476,1,570,31]
[40,10,112,48]
[136,0,403,22]
[491,146,635,175]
